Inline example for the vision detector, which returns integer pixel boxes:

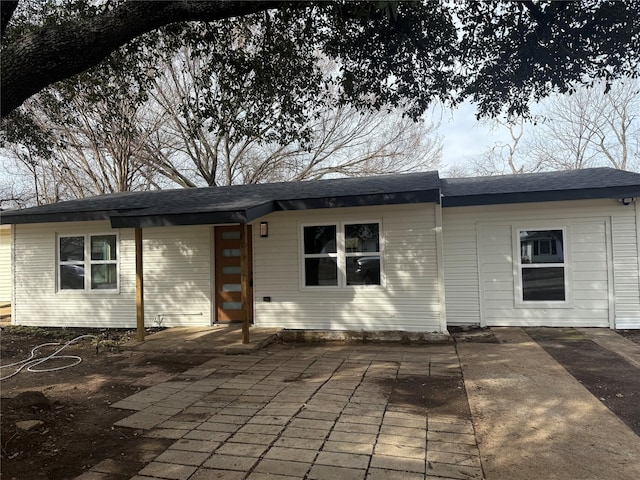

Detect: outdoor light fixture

[260,222,269,237]
[619,197,636,206]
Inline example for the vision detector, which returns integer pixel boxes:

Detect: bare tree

[451,79,639,177]
[1,45,441,207]
[529,79,640,171]
[1,80,164,206]
[454,117,544,177]
[144,49,442,188]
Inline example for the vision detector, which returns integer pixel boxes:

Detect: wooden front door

[214,225,253,323]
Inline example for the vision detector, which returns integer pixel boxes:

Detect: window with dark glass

[302,222,381,287]
[59,236,85,290]
[345,223,380,285]
[303,225,338,286]
[519,229,565,301]
[59,234,118,291]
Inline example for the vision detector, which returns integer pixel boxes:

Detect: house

[1,167,639,333]
[0,224,11,305]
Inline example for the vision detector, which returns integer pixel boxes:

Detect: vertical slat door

[215,225,253,323]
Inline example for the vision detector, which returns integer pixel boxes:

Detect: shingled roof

[0,171,441,227]
[2,168,639,227]
[441,167,640,207]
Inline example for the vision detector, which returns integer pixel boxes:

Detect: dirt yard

[0,326,216,480]
[1,326,639,480]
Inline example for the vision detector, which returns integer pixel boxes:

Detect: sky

[432,100,513,172]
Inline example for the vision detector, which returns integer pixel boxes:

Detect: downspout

[435,197,448,334]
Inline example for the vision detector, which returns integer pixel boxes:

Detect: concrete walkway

[126,325,282,354]
[458,328,640,480]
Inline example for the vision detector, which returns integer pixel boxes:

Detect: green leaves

[2,0,639,139]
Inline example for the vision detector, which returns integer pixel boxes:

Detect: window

[303,225,338,286]
[345,223,380,286]
[59,234,118,291]
[518,229,566,302]
[302,222,381,287]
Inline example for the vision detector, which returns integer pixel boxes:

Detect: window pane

[91,235,117,261]
[60,237,84,262]
[522,267,565,301]
[305,258,338,286]
[304,226,336,254]
[222,284,241,292]
[520,230,563,264]
[222,248,241,257]
[222,266,241,275]
[345,223,379,253]
[91,264,117,289]
[222,231,241,240]
[222,302,242,310]
[347,256,380,286]
[60,265,85,289]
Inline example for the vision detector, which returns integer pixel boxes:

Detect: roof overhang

[109,202,277,228]
[0,210,121,225]
[442,185,640,207]
[276,189,440,211]
[109,190,440,228]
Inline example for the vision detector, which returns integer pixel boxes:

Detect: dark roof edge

[0,211,116,225]
[442,186,640,207]
[110,210,252,228]
[276,190,440,211]
[110,201,278,228]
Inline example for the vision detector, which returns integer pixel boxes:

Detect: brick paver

[78,344,484,479]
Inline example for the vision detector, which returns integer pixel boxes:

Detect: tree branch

[1,0,286,116]
[0,0,18,38]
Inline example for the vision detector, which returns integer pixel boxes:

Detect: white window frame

[514,226,570,307]
[299,220,384,289]
[57,233,120,293]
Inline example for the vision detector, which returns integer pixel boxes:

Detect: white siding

[252,204,443,332]
[443,199,640,328]
[0,225,11,302]
[143,225,212,327]
[442,211,481,326]
[13,221,137,328]
[612,200,640,328]
[13,222,212,328]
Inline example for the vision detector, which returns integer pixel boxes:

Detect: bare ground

[0,326,216,480]
[1,325,638,479]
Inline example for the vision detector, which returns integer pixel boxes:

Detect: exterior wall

[0,225,11,302]
[443,199,640,329]
[143,225,212,327]
[13,221,136,328]
[252,203,443,332]
[12,221,211,328]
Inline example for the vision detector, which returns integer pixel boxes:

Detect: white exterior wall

[252,203,443,332]
[12,221,212,328]
[443,199,640,328]
[143,225,212,327]
[13,221,136,327]
[0,225,11,302]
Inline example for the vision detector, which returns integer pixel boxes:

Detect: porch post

[135,227,145,342]
[240,223,250,344]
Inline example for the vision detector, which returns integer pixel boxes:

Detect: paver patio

[76,342,483,480]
